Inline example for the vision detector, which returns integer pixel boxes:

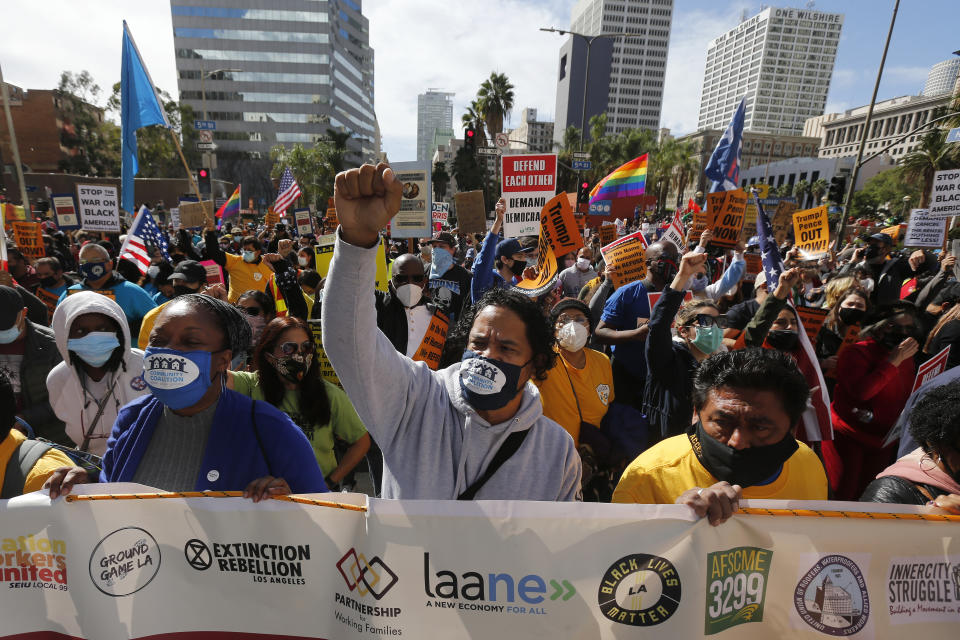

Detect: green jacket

[744,294,788,348]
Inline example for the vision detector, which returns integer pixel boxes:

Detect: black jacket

[860,475,947,505]
[19,321,67,444]
[839,252,936,307]
[428,264,472,322]
[375,290,439,355]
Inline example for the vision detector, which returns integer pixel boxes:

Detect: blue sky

[0,1,955,162]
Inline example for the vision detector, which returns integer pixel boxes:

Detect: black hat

[427,231,456,247]
[0,286,24,330]
[168,260,208,284]
[550,298,594,333]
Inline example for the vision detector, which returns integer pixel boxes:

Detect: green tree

[850,166,922,219]
[56,71,119,176]
[270,141,336,210]
[451,146,484,192]
[810,178,828,206]
[901,128,960,208]
[477,72,514,138]
[793,179,810,208]
[432,160,450,201]
[671,142,700,210]
[461,100,487,147]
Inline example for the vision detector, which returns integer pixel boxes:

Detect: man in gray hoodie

[322,163,581,501]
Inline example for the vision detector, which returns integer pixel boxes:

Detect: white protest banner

[903,209,947,247]
[51,194,80,229]
[661,209,684,251]
[928,169,960,219]
[502,153,557,237]
[432,201,449,223]
[390,162,431,238]
[911,344,951,393]
[170,207,180,228]
[2,491,959,639]
[294,207,314,236]
[76,184,120,232]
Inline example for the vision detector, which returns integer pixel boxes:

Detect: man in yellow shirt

[204,222,274,303]
[612,348,827,524]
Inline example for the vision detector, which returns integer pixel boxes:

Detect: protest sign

[294,208,314,236]
[741,184,769,241]
[11,221,44,263]
[3,493,957,640]
[264,207,279,227]
[598,223,616,245]
[880,224,901,241]
[199,259,225,286]
[796,306,828,343]
[35,288,59,316]
[835,325,861,359]
[51,194,80,229]
[927,168,960,219]
[170,207,180,228]
[574,212,586,236]
[314,235,336,278]
[600,231,646,288]
[661,210,684,250]
[771,200,797,246]
[744,253,763,277]
[647,289,693,310]
[307,320,342,387]
[454,191,486,235]
[410,310,449,370]
[501,153,557,237]
[911,344,951,393]
[903,209,947,247]
[67,289,116,301]
[539,193,583,257]
[390,162,431,238]
[688,208,709,243]
[325,206,338,229]
[706,189,747,248]
[179,201,212,228]
[513,227,560,298]
[432,202,450,223]
[792,205,829,260]
[77,184,120,232]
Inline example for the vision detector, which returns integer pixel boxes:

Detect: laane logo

[1,535,68,591]
[423,552,576,615]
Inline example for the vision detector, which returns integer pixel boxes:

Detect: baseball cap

[0,286,24,329]
[427,231,456,247]
[168,260,208,284]
[869,232,894,245]
[754,271,768,289]
[496,238,536,258]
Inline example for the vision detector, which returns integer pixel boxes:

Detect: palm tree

[671,142,700,210]
[810,178,828,207]
[793,179,810,208]
[477,72,515,138]
[461,100,487,147]
[432,160,450,201]
[902,128,960,208]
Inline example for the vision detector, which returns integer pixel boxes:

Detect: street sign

[572,160,592,171]
[589,200,612,215]
[197,130,213,143]
[196,142,216,151]
[194,120,216,131]
[494,133,510,149]
[947,127,960,144]
[477,147,499,156]
[572,151,591,160]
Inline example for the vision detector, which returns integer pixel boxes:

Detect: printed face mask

[80,261,108,283]
[430,248,454,278]
[67,332,121,368]
[458,350,527,412]
[267,352,313,383]
[142,348,215,410]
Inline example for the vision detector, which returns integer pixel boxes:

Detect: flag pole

[168,129,211,223]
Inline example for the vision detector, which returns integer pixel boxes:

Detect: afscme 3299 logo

[336,548,398,600]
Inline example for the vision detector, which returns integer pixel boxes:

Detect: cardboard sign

[410,310,449,370]
[11,221,44,263]
[598,224,616,246]
[744,253,763,277]
[792,205,829,260]
[294,208,314,236]
[706,189,747,248]
[199,259,224,285]
[911,345,951,393]
[67,289,116,301]
[307,320,342,388]
[688,208,709,243]
[51,194,80,229]
[903,209,946,247]
[600,231,647,288]
[539,193,584,258]
[771,200,797,246]
[325,207,338,229]
[512,228,560,298]
[928,169,960,219]
[390,162,431,239]
[179,200,213,228]
[796,306,828,343]
[35,287,59,316]
[432,202,449,223]
[454,191,486,235]
[264,207,279,228]
[501,153,558,237]
[77,184,120,233]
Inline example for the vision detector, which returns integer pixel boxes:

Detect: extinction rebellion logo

[598,553,681,627]
[704,547,772,634]
[183,538,310,585]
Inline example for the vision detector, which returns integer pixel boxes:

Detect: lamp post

[901,195,911,220]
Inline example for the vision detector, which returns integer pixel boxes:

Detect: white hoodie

[46,292,148,456]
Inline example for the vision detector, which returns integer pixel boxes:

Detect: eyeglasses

[688,314,727,329]
[277,340,314,356]
[556,315,590,327]
[238,305,262,317]
[393,274,425,284]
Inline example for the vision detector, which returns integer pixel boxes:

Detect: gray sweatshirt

[322,234,582,501]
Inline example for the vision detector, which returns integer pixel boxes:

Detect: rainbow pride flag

[589,154,647,204]
[215,184,241,224]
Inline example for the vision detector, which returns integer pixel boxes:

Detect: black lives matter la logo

[598,553,682,627]
[336,547,398,601]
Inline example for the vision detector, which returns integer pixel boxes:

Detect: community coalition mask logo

[794,555,869,636]
[143,353,199,388]
[459,359,507,395]
[0,534,68,591]
[183,538,310,585]
[704,547,772,635]
[886,555,960,624]
[598,553,681,627]
[88,527,160,597]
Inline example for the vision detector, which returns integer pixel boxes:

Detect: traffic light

[828,175,846,203]
[198,168,211,198]
[464,126,476,153]
[577,180,591,204]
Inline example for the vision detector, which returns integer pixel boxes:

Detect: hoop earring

[919,452,937,472]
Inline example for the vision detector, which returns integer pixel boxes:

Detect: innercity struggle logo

[336,548,398,601]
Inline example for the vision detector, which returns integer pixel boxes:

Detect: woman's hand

[44,466,89,499]
[926,493,960,515]
[243,476,292,503]
[888,337,919,367]
[202,283,228,301]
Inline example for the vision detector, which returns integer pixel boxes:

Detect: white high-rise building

[417,90,454,163]
[923,58,960,97]
[561,0,673,137]
[698,7,843,136]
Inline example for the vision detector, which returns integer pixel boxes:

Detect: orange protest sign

[36,287,59,317]
[796,306,828,343]
[792,205,830,260]
[744,253,763,277]
[12,221,44,263]
[411,310,450,371]
[706,189,747,248]
[881,224,901,241]
[264,207,279,227]
[688,208,709,243]
[326,207,338,229]
[540,193,583,257]
[513,231,560,298]
[836,325,860,357]
[599,224,616,245]
[772,200,797,246]
[600,231,647,288]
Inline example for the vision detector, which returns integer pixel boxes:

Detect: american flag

[273,167,302,214]
[754,191,784,286]
[118,205,170,274]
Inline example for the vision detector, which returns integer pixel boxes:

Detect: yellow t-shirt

[534,348,614,446]
[0,430,75,496]
[138,301,169,349]
[224,252,275,303]
[611,434,828,504]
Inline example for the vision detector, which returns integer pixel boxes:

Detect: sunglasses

[393,274,425,284]
[238,305,262,317]
[688,314,728,329]
[277,340,314,356]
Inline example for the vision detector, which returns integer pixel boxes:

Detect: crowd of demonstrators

[1,162,959,523]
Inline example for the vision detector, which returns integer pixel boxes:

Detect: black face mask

[171,254,186,265]
[864,246,883,263]
[880,327,916,351]
[688,420,798,488]
[39,276,58,289]
[508,259,526,277]
[766,330,799,351]
[838,307,866,326]
[173,285,199,298]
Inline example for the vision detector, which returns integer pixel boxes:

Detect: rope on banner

[64,491,368,512]
[739,507,960,522]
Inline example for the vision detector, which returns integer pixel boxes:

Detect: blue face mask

[68,332,121,367]
[242,250,257,263]
[430,248,454,278]
[690,325,724,355]
[80,261,109,283]
[142,347,215,410]
[458,350,527,412]
[0,322,21,345]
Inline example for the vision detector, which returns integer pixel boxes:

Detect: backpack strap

[457,429,530,501]
[2,440,53,499]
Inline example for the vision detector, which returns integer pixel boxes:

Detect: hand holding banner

[600,231,647,288]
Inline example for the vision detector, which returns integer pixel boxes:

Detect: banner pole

[169,128,210,223]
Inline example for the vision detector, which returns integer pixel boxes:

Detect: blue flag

[121,20,171,215]
[704,97,745,193]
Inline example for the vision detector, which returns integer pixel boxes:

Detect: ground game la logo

[704,546,772,634]
[795,555,869,636]
[88,527,161,597]
[598,553,681,626]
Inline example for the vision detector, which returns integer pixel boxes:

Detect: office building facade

[698,7,842,136]
[170,0,376,160]
[507,108,555,154]
[923,58,960,98]
[417,90,454,163]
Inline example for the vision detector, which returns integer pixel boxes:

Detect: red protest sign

[912,345,951,393]
[501,153,558,237]
[796,306,828,344]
